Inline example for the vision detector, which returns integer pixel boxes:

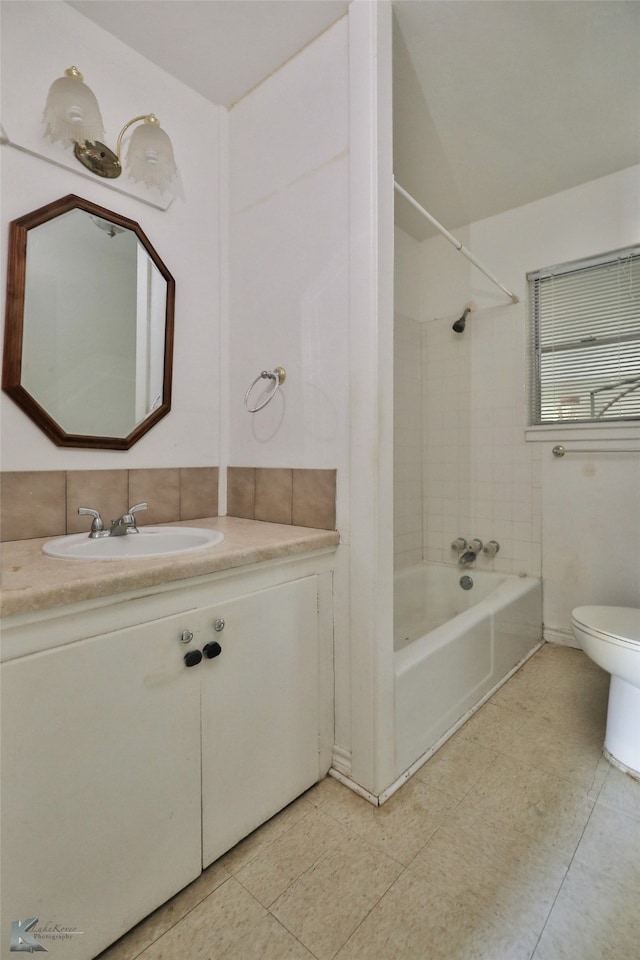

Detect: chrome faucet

[78,502,148,538]
[110,502,148,536]
[458,550,477,566]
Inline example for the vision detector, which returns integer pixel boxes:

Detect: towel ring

[244,366,286,412]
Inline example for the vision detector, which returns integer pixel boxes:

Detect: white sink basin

[43,526,225,560]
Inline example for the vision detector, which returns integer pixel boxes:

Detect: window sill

[525,422,640,444]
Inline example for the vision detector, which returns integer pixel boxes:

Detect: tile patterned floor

[99,644,640,960]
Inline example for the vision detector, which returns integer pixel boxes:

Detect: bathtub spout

[458,550,477,566]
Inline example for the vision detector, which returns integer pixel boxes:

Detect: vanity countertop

[0,517,340,618]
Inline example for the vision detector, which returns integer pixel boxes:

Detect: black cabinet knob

[184,649,203,667]
[203,641,222,660]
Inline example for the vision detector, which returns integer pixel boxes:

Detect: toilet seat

[571,606,640,646]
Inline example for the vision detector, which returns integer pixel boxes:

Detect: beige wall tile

[292,469,336,530]
[1,471,66,541]
[227,467,256,519]
[0,465,337,540]
[180,467,219,520]
[66,471,129,534]
[128,469,180,524]
[255,469,293,524]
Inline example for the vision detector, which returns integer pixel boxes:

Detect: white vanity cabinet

[1,567,327,960]
[199,576,320,866]
[1,609,203,960]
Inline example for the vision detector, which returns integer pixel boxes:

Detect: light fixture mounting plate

[73,140,121,179]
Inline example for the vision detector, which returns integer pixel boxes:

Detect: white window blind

[528,246,640,424]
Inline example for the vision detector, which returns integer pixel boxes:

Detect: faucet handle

[117,502,147,530]
[483,540,500,557]
[469,539,483,553]
[78,506,101,521]
[451,537,467,551]
[110,502,148,535]
[78,507,108,538]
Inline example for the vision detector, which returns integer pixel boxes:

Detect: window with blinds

[528,246,640,424]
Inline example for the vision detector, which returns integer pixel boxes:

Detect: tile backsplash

[227,467,336,531]
[1,466,337,541]
[1,468,219,542]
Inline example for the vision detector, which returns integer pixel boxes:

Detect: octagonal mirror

[2,194,175,449]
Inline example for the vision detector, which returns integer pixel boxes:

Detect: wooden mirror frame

[2,194,175,449]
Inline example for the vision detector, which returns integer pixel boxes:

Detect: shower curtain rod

[394,180,519,304]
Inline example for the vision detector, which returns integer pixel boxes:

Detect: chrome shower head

[452,307,471,333]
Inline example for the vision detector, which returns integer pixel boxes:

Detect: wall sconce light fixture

[43,66,181,197]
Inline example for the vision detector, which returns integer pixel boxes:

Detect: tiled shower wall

[394,308,542,577]
[394,314,424,568]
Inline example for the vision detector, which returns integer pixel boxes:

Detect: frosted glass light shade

[43,70,104,147]
[124,122,180,196]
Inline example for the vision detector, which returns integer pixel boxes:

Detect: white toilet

[571,606,640,779]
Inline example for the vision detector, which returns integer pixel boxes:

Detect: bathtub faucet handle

[451,538,467,551]
[469,539,483,553]
[483,540,500,558]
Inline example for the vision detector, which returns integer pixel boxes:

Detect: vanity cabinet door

[200,576,320,866]
[0,614,202,960]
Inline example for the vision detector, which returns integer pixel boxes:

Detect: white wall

[0,1,222,469]
[227,19,350,480]
[419,166,640,637]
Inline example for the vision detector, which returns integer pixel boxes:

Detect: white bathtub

[394,562,542,778]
